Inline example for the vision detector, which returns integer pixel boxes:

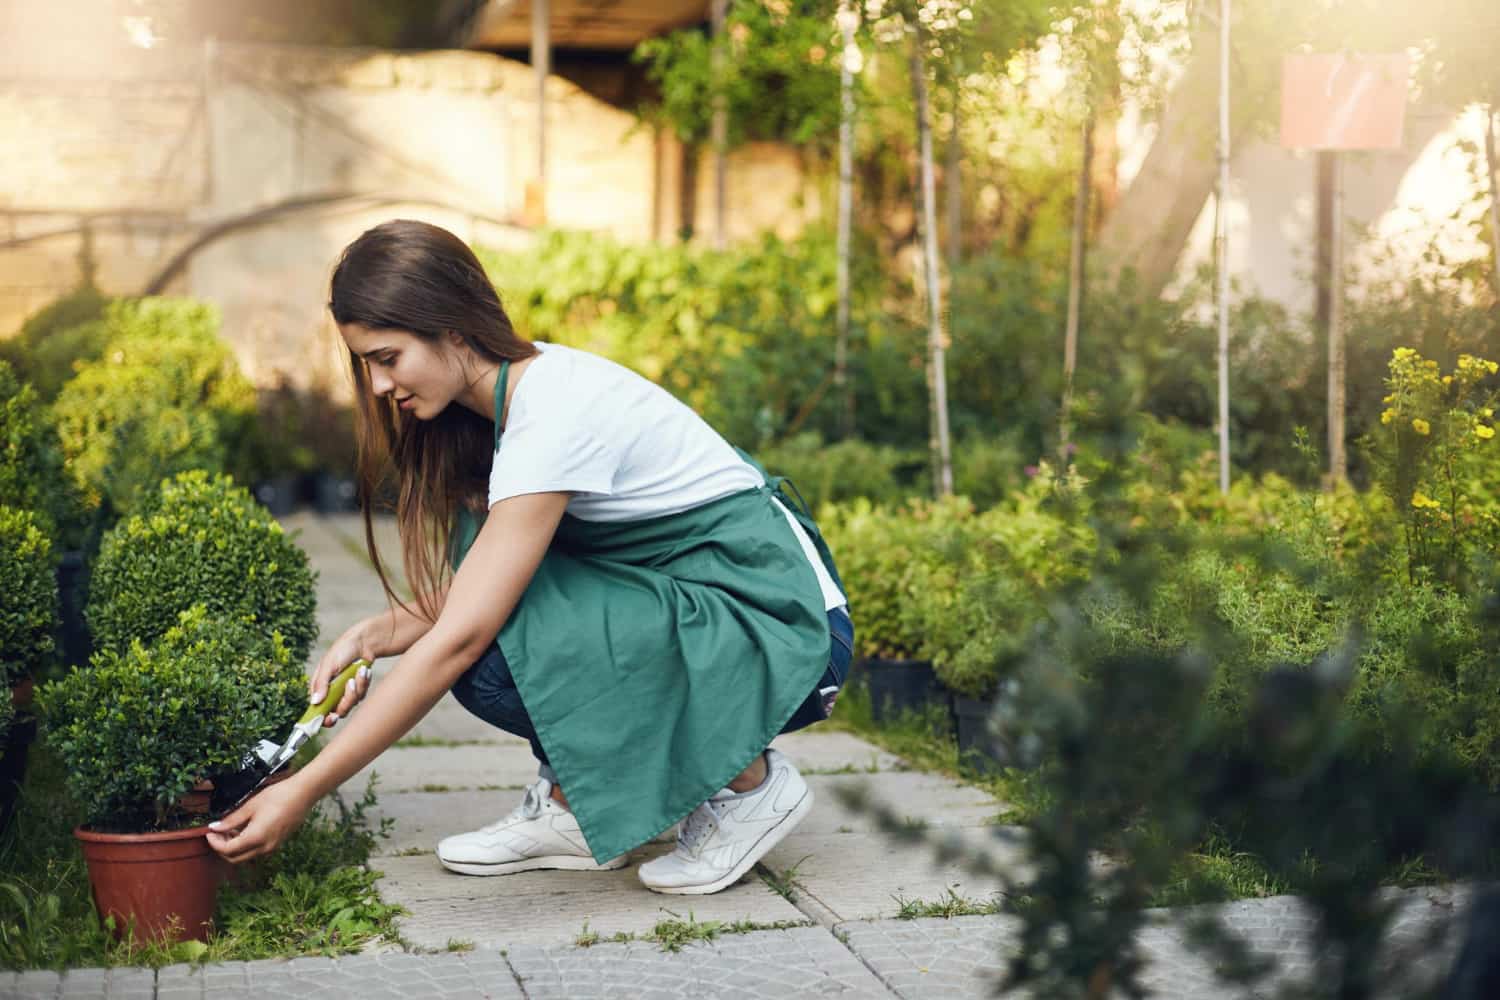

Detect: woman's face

[339,322,466,420]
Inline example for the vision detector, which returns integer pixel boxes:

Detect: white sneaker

[638,749,812,895]
[436,777,627,876]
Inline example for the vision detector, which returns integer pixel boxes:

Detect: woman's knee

[450,643,537,738]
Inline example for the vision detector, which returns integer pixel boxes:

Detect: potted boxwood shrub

[50,296,256,521]
[36,606,306,943]
[927,474,1096,772]
[0,504,60,833]
[822,497,975,723]
[86,470,319,663]
[0,361,93,665]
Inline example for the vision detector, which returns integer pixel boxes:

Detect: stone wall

[0,34,822,394]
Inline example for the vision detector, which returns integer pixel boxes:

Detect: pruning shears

[208,659,369,817]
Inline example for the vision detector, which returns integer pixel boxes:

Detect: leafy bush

[0,361,88,549]
[756,432,924,510]
[820,495,977,660]
[920,466,1096,696]
[86,471,318,663]
[36,606,303,831]
[0,285,111,403]
[1363,347,1500,587]
[50,298,256,517]
[479,228,912,449]
[0,505,58,687]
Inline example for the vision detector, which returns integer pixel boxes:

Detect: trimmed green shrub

[36,606,304,830]
[921,468,1097,697]
[0,361,88,549]
[820,495,977,659]
[50,297,256,517]
[0,285,111,403]
[757,432,924,510]
[86,471,318,663]
[0,505,58,687]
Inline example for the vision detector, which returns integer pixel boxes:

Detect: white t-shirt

[488,343,846,611]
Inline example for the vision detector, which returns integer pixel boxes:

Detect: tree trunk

[1061,113,1095,454]
[911,32,953,498]
[1095,19,1242,298]
[710,0,729,249]
[946,81,962,269]
[835,3,857,439]
[1486,105,1500,301]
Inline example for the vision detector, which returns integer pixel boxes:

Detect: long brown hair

[328,219,537,622]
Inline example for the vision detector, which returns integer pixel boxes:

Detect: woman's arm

[207,490,571,863]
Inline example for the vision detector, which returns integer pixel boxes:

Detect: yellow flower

[1476,425,1495,440]
[1488,360,1499,375]
[1483,408,1494,418]
[1443,376,1453,386]
[1393,347,1416,360]
[1411,491,1439,510]
[1380,409,1395,425]
[1382,394,1395,403]
[1411,418,1430,436]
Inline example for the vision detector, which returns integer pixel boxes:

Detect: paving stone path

[2,514,1472,999]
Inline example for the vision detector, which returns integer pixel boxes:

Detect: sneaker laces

[482,777,551,832]
[677,800,723,857]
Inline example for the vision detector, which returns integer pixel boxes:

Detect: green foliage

[50,297,257,518]
[633,0,843,149]
[1364,347,1500,586]
[920,466,1095,696]
[0,505,58,687]
[756,432,924,509]
[0,285,111,403]
[86,471,318,663]
[820,494,976,658]
[36,606,303,830]
[0,361,89,550]
[481,228,910,449]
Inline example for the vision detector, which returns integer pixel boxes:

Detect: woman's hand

[309,625,375,728]
[206,774,316,864]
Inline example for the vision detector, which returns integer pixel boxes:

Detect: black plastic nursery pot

[860,658,951,724]
[56,549,92,668]
[953,693,1008,775]
[1,681,39,837]
[253,476,300,517]
[309,472,358,514]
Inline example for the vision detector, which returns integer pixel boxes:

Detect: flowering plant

[1367,347,1500,585]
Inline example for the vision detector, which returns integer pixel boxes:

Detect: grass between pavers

[0,743,405,969]
[894,888,1003,918]
[573,913,812,952]
[826,683,1455,910]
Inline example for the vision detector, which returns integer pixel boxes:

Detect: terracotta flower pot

[75,825,221,943]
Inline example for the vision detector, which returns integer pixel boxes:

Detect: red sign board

[1280,53,1410,151]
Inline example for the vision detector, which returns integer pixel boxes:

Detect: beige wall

[1,37,821,395]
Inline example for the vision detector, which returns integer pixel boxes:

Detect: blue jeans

[450,606,855,771]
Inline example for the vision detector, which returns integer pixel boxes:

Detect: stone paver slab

[837,885,1471,999]
[507,925,891,998]
[761,829,1024,922]
[346,742,538,797]
[150,951,522,1000]
[373,848,809,949]
[367,770,1003,858]
[769,731,903,774]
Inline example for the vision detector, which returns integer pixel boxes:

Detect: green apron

[448,360,844,862]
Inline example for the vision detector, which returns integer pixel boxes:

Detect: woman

[208,219,853,896]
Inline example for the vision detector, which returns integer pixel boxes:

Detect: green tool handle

[298,659,369,725]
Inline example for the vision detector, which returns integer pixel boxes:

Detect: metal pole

[835,4,857,438]
[711,0,729,249]
[911,30,953,497]
[1216,0,1231,494]
[1327,151,1347,485]
[530,0,550,225]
